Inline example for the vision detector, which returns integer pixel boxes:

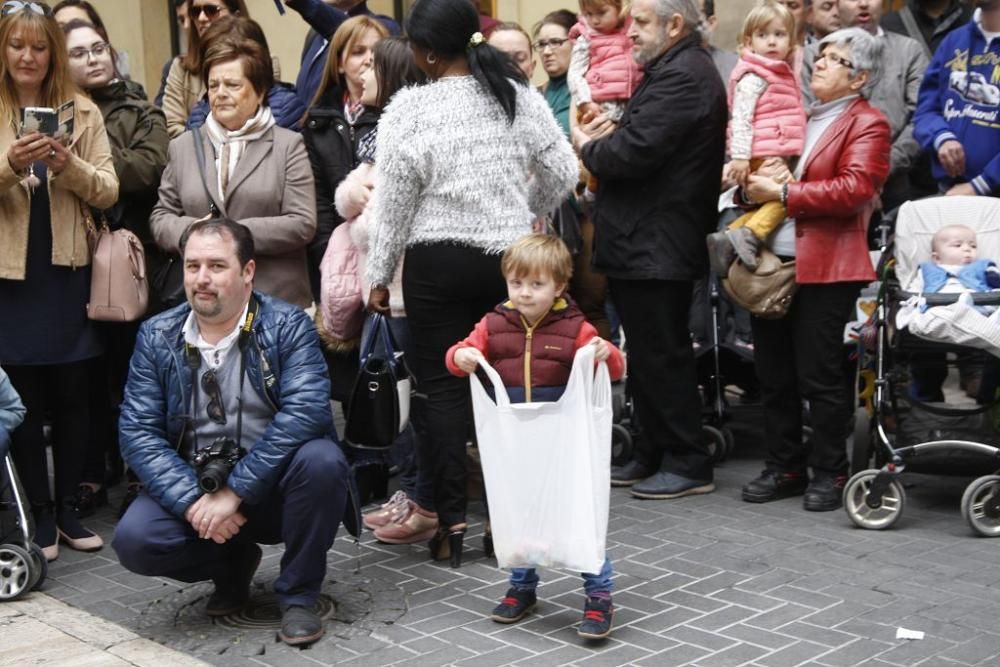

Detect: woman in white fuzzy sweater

[364,0,577,567]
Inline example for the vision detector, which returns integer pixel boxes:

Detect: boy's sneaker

[491,588,536,624]
[578,595,613,639]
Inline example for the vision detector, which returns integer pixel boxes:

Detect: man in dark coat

[575,0,727,499]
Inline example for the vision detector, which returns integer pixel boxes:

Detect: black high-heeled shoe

[448,529,464,568]
[428,524,466,568]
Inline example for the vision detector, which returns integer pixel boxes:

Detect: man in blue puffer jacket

[113,218,357,647]
[914,1,1000,196]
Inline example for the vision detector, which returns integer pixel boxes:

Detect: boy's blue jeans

[509,556,613,597]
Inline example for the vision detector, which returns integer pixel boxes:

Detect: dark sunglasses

[1,1,52,17]
[191,3,225,19]
[201,369,227,425]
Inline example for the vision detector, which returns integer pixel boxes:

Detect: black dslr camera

[192,438,246,493]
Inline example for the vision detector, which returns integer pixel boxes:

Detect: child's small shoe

[727,227,762,272]
[706,230,737,275]
[491,587,536,624]
[577,595,613,640]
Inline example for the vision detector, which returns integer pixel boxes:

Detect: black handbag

[344,314,413,449]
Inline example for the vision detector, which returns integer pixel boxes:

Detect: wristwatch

[780,183,789,206]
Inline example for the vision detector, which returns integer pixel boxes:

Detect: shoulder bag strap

[899,6,933,61]
[191,126,222,217]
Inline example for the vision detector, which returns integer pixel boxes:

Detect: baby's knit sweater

[366,76,578,287]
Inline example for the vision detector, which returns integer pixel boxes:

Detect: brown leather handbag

[86,207,149,322]
[721,248,797,319]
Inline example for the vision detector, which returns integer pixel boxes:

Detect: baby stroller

[0,438,46,600]
[849,196,1000,536]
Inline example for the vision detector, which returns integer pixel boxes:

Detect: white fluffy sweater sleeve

[366,76,578,287]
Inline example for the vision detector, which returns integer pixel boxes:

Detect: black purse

[344,314,413,449]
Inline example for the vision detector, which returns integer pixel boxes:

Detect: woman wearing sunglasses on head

[162,0,248,138]
[0,1,118,561]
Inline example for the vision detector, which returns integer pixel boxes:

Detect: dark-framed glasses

[191,3,225,19]
[201,369,227,425]
[534,37,568,51]
[817,52,854,70]
[68,41,109,61]
[1,1,52,17]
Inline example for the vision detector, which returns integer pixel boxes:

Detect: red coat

[786,97,890,284]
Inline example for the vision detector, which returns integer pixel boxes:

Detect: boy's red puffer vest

[570,17,643,103]
[727,51,806,158]
[486,297,585,399]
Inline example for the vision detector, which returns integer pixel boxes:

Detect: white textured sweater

[366,75,578,287]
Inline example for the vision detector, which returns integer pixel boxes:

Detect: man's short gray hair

[818,27,883,98]
[654,0,702,34]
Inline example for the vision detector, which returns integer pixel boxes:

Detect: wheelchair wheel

[611,424,633,467]
[0,543,34,601]
[850,407,873,477]
[28,543,47,591]
[961,475,1000,537]
[843,470,906,530]
[702,425,727,463]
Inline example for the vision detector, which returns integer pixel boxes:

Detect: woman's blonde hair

[310,15,389,109]
[579,0,628,19]
[739,1,795,56]
[0,9,76,128]
[501,234,574,285]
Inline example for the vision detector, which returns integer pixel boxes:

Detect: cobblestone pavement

[33,425,1000,667]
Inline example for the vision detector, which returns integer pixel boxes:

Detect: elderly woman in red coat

[738,27,891,512]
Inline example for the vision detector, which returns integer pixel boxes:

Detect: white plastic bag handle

[475,344,609,409]
[475,356,512,408]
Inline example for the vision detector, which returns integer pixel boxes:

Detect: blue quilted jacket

[186,82,306,132]
[119,292,358,534]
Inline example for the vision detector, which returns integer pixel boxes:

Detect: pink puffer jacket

[727,51,806,158]
[570,17,643,103]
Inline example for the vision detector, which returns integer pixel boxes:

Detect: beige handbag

[721,248,797,319]
[86,208,149,322]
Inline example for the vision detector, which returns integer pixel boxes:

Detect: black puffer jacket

[581,34,727,281]
[301,86,379,301]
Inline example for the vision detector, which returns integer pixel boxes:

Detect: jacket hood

[89,78,146,104]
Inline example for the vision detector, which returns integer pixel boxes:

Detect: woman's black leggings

[402,243,506,527]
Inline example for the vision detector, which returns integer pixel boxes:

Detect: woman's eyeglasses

[817,52,854,70]
[201,370,227,425]
[191,3,225,19]
[533,37,568,51]
[68,42,109,61]
[1,1,52,17]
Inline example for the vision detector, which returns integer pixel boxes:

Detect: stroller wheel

[850,407,873,477]
[702,425,727,463]
[611,424,633,467]
[28,543,47,591]
[843,470,906,530]
[0,543,34,601]
[961,475,1000,537]
[721,427,736,459]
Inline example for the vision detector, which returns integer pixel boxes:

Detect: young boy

[446,234,625,639]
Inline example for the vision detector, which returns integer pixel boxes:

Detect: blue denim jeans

[509,556,613,597]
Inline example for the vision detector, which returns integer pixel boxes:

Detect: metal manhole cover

[214,593,336,630]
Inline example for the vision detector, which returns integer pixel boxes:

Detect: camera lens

[198,461,228,493]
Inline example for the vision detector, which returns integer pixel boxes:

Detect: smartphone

[20,107,58,137]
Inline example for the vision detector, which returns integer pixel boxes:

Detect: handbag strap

[191,126,222,217]
[361,313,403,362]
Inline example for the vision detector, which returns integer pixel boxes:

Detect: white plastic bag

[470,345,612,574]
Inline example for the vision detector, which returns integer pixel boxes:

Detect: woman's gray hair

[817,27,883,98]
[655,0,702,36]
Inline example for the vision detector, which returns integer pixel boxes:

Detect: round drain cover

[215,593,336,630]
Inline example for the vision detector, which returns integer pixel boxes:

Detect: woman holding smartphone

[0,1,118,562]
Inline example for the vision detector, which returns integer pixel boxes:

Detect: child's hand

[590,337,611,362]
[729,159,751,187]
[453,347,485,374]
[578,102,601,125]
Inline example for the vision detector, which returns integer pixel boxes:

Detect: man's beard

[634,32,670,66]
[189,291,223,319]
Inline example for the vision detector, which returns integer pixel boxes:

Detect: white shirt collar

[183,302,250,370]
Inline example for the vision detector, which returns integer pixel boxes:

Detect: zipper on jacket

[519,314,540,403]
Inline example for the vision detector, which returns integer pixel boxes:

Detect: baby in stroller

[919,224,1000,300]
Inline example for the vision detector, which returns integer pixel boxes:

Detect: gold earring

[426,52,437,65]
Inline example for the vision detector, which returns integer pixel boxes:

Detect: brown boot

[373,503,439,544]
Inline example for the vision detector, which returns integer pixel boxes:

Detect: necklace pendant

[24,173,39,189]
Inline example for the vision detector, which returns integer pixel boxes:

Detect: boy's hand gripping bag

[471,345,612,574]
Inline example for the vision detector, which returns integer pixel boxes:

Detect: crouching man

[113,218,357,646]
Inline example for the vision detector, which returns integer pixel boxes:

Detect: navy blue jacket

[186,83,306,132]
[119,292,352,525]
[914,11,1000,194]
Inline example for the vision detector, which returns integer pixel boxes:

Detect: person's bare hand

[946,182,976,196]
[453,347,484,374]
[42,137,70,174]
[578,102,601,125]
[186,487,242,539]
[7,131,50,172]
[728,159,751,187]
[207,512,246,544]
[755,157,792,183]
[589,337,610,362]
[367,286,390,314]
[938,140,966,178]
[745,174,782,204]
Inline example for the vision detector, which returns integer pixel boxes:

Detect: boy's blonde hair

[739,1,795,53]
[502,234,574,286]
[579,0,628,19]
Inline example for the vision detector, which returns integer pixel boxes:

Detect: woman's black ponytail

[405,0,527,124]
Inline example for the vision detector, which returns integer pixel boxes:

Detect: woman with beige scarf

[151,34,316,309]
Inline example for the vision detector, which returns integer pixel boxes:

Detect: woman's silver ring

[48,149,55,158]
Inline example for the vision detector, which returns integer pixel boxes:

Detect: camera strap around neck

[185,296,259,454]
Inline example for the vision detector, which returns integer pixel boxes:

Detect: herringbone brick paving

[37,433,1000,666]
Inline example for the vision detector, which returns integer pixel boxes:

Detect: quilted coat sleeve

[119,322,201,518]
[785,109,891,219]
[226,306,334,505]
